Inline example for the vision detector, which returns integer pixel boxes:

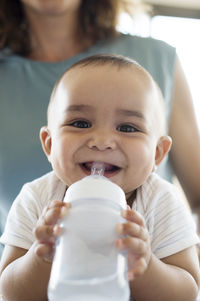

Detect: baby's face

[45,65,162,196]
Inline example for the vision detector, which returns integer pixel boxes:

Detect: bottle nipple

[91,162,105,177]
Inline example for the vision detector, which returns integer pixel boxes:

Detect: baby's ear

[155,136,172,167]
[40,126,52,161]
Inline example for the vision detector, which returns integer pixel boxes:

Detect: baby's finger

[41,202,70,226]
[41,200,64,216]
[48,200,71,212]
[34,243,54,263]
[34,224,60,243]
[121,209,145,227]
[128,257,148,280]
[116,222,148,241]
[116,236,146,256]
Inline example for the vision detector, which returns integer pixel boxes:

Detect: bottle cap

[64,162,127,209]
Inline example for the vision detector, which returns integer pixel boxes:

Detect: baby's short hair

[67,53,142,70]
[50,54,149,104]
[48,54,166,135]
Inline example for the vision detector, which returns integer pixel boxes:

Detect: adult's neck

[24,9,92,62]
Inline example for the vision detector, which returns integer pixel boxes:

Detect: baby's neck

[126,191,136,208]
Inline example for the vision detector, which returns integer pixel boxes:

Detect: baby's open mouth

[80,162,121,175]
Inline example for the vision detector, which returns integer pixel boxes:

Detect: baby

[0,54,199,301]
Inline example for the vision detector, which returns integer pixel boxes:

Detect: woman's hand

[116,208,151,280]
[33,200,71,262]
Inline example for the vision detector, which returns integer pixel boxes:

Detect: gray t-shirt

[0,34,176,253]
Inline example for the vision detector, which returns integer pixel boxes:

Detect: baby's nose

[87,130,117,151]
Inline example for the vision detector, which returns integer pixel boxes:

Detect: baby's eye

[70,120,91,128]
[117,124,138,133]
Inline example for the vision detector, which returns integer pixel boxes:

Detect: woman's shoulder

[117,33,175,50]
[0,48,24,69]
[96,33,176,74]
[114,33,176,60]
[0,48,14,61]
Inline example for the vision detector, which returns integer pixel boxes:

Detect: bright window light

[118,14,200,128]
[150,16,200,128]
[118,12,150,37]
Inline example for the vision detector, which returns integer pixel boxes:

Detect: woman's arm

[169,57,200,211]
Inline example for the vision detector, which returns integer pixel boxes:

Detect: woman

[0,0,199,254]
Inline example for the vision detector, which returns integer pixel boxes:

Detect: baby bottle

[48,162,130,301]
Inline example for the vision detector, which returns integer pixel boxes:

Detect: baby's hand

[33,200,70,262]
[116,208,151,280]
